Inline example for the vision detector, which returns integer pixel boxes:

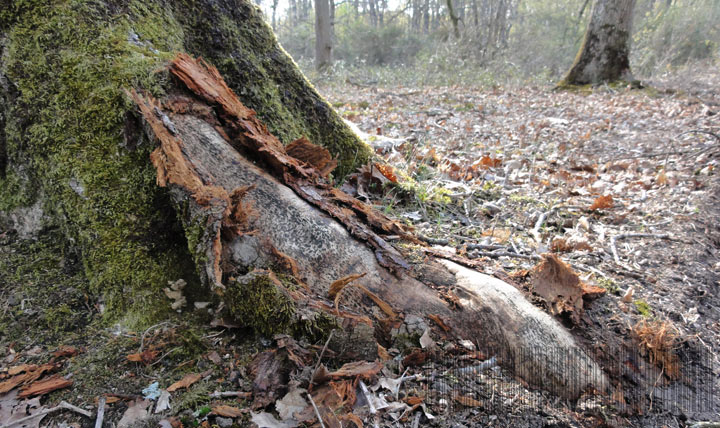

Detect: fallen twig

[209,391,251,399]
[532,208,554,242]
[465,243,505,251]
[610,233,672,264]
[306,392,326,428]
[449,356,498,377]
[94,396,106,428]
[139,321,174,352]
[312,329,335,376]
[468,250,540,261]
[418,235,450,246]
[411,411,421,428]
[676,129,720,142]
[359,380,380,428]
[2,401,92,428]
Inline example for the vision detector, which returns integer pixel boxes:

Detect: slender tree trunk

[271,0,279,30]
[446,0,461,39]
[559,0,637,85]
[330,0,336,42]
[368,0,378,27]
[315,0,333,70]
[423,0,430,32]
[472,0,478,27]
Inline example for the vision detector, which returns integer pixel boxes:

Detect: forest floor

[1,63,719,428]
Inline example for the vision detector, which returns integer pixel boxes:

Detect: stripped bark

[132,54,609,399]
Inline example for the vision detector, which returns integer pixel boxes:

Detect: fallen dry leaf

[328,361,383,380]
[377,344,391,361]
[428,314,451,332]
[167,372,203,392]
[286,136,337,177]
[589,194,614,211]
[454,394,484,407]
[52,346,80,359]
[126,349,159,364]
[118,399,152,428]
[622,286,635,303]
[374,163,398,183]
[212,405,246,417]
[328,273,367,299]
[0,364,56,394]
[531,254,605,324]
[404,396,424,406]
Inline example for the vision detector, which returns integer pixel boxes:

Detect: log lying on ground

[132,54,608,399]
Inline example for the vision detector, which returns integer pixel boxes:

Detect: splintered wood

[137,53,415,278]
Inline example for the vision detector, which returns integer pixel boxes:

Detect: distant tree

[446,0,461,39]
[315,0,333,69]
[559,0,637,85]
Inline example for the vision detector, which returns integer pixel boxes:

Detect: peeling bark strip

[167,53,416,273]
[129,89,254,290]
[132,54,609,399]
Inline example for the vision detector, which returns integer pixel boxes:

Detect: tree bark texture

[560,0,637,85]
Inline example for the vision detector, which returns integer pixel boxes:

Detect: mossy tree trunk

[558,0,637,86]
[0,0,371,325]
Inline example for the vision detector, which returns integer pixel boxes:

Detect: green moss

[596,277,620,295]
[0,231,91,346]
[172,0,371,178]
[0,0,198,328]
[225,272,296,336]
[634,300,652,317]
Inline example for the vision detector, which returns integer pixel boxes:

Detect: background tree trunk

[315,0,333,70]
[559,0,637,85]
[445,0,461,39]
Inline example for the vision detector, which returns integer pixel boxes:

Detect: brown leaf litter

[531,254,606,324]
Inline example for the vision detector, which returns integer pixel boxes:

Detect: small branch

[359,380,380,428]
[210,391,251,399]
[450,356,498,377]
[2,401,92,428]
[468,250,540,261]
[411,411,421,428]
[94,397,106,428]
[139,321,174,352]
[313,329,335,373]
[610,233,671,264]
[676,129,720,142]
[359,380,376,414]
[532,208,554,242]
[465,243,505,251]
[418,235,450,246]
[306,392,326,428]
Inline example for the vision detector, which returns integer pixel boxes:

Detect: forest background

[260,0,719,86]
